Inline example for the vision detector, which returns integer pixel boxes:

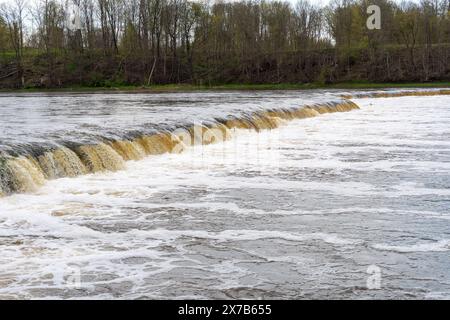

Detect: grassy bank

[1,81,450,93]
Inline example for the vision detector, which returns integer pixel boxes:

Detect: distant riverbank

[1,82,450,94]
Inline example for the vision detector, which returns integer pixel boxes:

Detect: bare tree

[1,0,27,86]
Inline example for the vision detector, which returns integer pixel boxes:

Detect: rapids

[0,90,360,195]
[0,89,449,299]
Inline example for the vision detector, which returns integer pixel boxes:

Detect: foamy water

[0,94,449,299]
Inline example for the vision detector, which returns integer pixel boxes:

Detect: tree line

[0,0,449,88]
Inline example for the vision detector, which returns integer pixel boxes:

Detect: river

[0,91,449,299]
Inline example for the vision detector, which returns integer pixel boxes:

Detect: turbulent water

[0,91,338,151]
[0,90,358,195]
[0,91,449,299]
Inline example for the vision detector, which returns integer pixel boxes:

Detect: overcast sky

[0,0,422,7]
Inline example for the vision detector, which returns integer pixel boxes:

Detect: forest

[0,0,449,88]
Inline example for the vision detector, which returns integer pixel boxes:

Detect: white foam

[373,239,450,253]
[1,94,450,299]
[127,228,359,245]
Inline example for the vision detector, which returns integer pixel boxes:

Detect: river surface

[0,92,449,299]
[0,90,338,155]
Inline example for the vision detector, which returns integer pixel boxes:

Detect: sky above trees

[0,0,423,6]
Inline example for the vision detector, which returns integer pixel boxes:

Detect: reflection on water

[0,94,449,299]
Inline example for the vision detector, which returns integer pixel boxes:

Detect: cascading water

[341,88,450,99]
[0,98,359,196]
[1,88,450,196]
[0,89,449,299]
